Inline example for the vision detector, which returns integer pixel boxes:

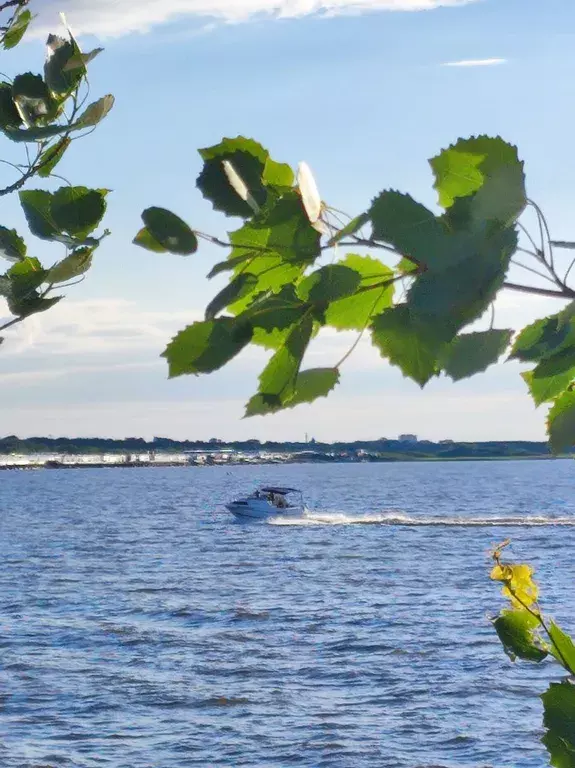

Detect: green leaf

[242,285,309,331]
[298,264,362,304]
[441,329,512,381]
[370,191,443,267]
[408,226,517,336]
[38,136,71,178]
[523,351,575,406]
[63,48,104,71]
[11,73,57,126]
[472,163,527,226]
[398,257,418,274]
[208,253,253,279]
[162,318,253,377]
[133,227,165,253]
[3,123,73,143]
[325,254,394,331]
[8,293,61,318]
[493,608,548,662]
[0,226,26,262]
[231,191,321,265]
[19,190,59,240]
[0,82,23,128]
[2,89,112,141]
[74,94,114,129]
[510,311,575,363]
[48,247,94,284]
[251,325,292,351]
[205,274,258,320]
[548,623,575,675]
[547,390,575,454]
[197,136,270,218]
[541,682,575,768]
[44,35,83,95]
[327,213,370,247]
[262,157,294,189]
[246,314,314,415]
[137,207,197,255]
[371,304,448,386]
[285,367,340,407]
[51,186,107,239]
[220,194,320,313]
[430,136,526,224]
[3,9,32,50]
[229,257,303,315]
[246,366,340,415]
[8,256,46,294]
[6,257,59,318]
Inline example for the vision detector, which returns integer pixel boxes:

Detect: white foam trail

[268,511,575,527]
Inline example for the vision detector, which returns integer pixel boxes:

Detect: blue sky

[1,0,574,441]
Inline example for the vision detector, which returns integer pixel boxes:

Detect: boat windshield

[254,486,302,507]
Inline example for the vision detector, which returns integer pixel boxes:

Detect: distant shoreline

[0,435,571,471]
[0,453,569,471]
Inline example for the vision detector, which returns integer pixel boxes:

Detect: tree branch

[502,281,575,300]
[0,314,24,333]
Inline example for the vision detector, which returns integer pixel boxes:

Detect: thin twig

[335,286,388,369]
[354,273,407,296]
[349,235,401,257]
[529,198,556,272]
[516,245,543,261]
[510,258,557,285]
[564,257,575,288]
[0,158,26,177]
[0,0,27,12]
[518,221,543,258]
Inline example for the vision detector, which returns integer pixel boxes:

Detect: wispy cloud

[32,0,477,38]
[0,298,200,357]
[442,58,507,67]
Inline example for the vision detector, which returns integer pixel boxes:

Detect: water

[1,459,574,767]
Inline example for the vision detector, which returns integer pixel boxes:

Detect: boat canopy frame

[259,486,301,496]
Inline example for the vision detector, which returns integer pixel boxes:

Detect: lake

[1,459,574,767]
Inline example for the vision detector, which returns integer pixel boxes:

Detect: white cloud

[0,360,161,386]
[33,0,477,38]
[0,298,200,357]
[442,58,507,67]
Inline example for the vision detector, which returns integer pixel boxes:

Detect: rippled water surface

[2,460,575,767]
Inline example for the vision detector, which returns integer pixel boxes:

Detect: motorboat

[225,486,306,520]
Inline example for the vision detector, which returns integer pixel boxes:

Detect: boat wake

[269,511,575,527]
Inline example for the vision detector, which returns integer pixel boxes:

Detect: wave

[269,511,575,527]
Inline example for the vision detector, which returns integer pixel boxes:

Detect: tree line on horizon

[0,433,553,458]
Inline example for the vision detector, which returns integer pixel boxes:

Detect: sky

[1,0,574,442]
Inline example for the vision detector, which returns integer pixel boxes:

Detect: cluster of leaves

[0,3,113,338]
[134,133,575,449]
[490,541,575,767]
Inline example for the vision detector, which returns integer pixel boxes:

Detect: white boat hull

[226,500,305,520]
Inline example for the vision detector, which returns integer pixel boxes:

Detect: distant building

[399,434,418,443]
[439,439,454,445]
